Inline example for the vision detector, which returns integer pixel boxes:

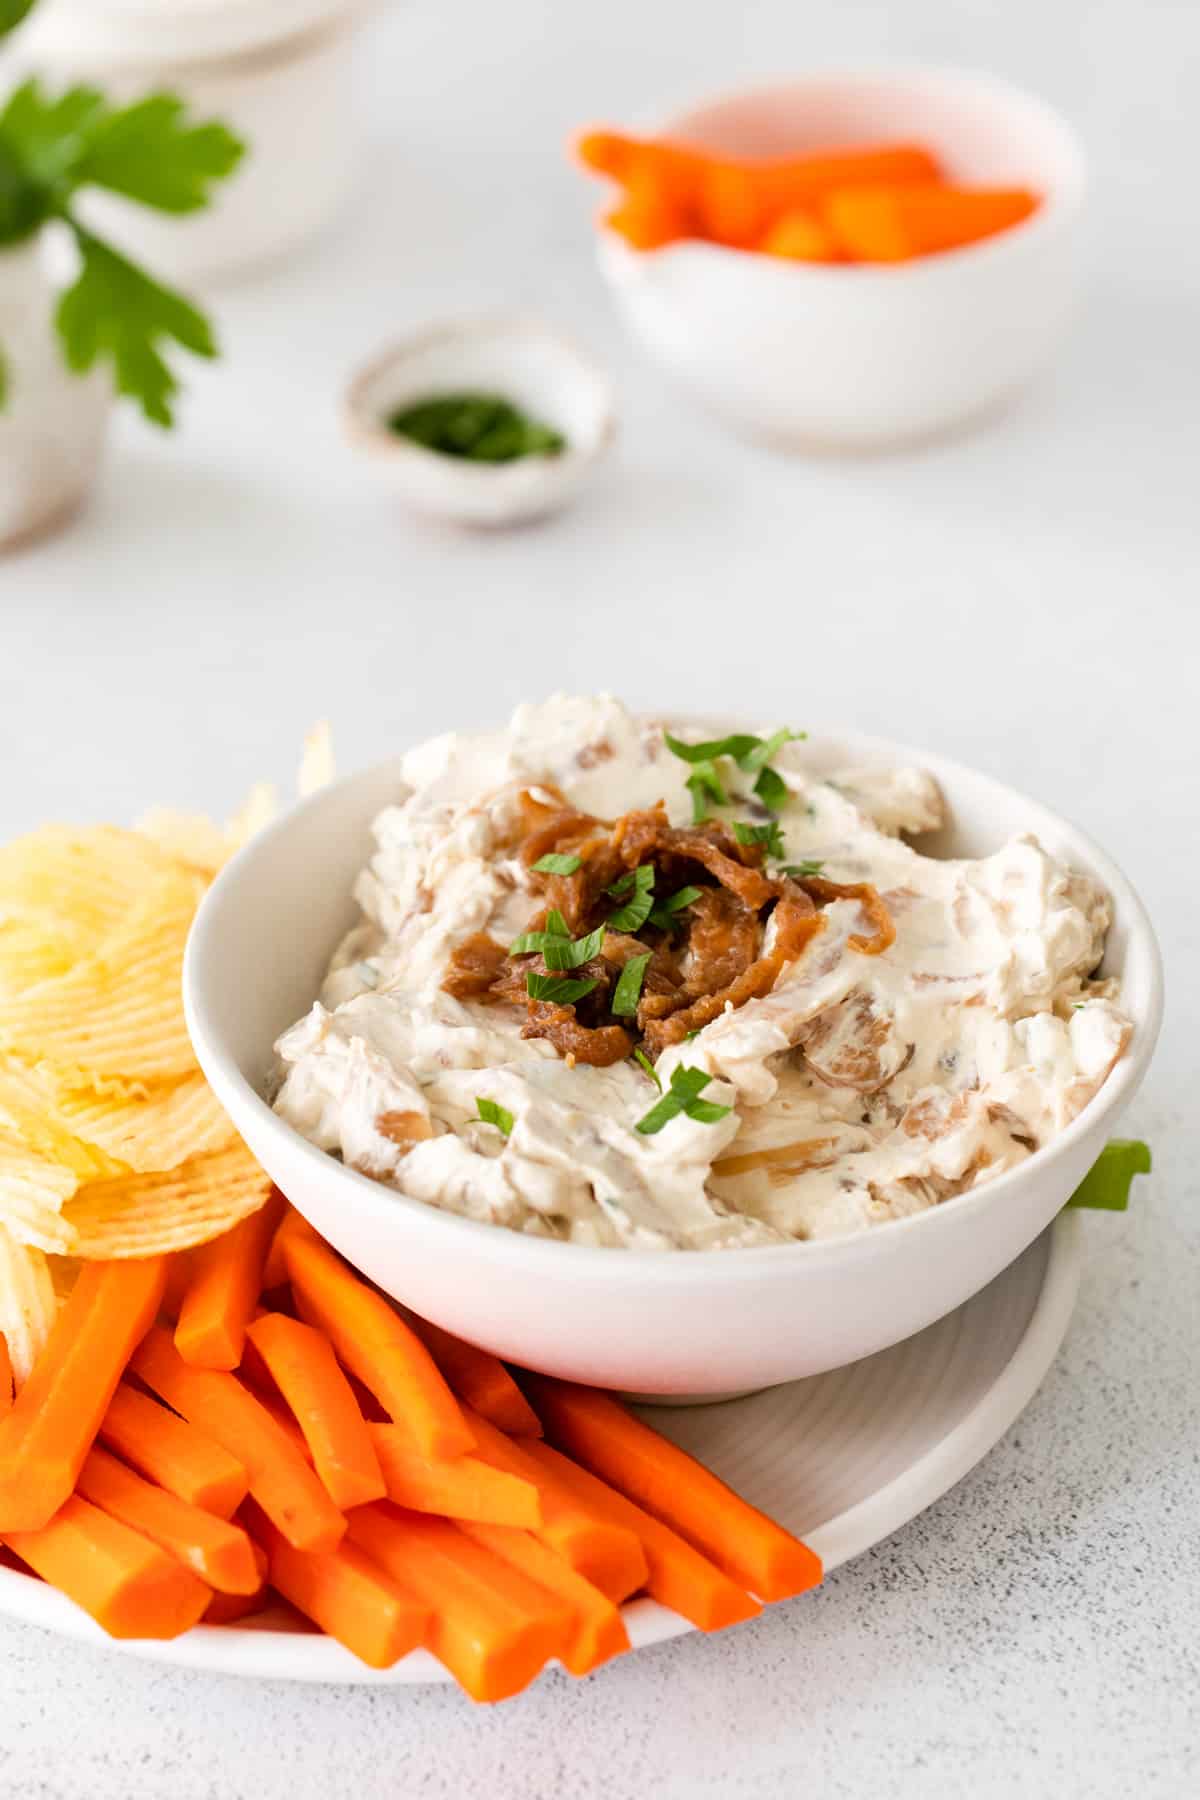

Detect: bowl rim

[594,61,1087,281]
[184,721,1163,1288]
[342,311,618,484]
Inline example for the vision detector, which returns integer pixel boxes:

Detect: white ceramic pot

[0,235,110,549]
[184,725,1162,1398]
[2,0,369,284]
[596,68,1087,449]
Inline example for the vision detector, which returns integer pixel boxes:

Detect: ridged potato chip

[53,1072,236,1174]
[0,920,83,996]
[0,826,182,946]
[0,1130,78,1253]
[63,1140,273,1258]
[0,866,205,1082]
[135,808,234,876]
[0,1221,60,1381]
[0,1060,130,1182]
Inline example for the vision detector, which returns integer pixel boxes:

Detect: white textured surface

[0,0,1196,1793]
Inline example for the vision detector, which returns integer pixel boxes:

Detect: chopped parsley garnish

[636,1064,731,1135]
[612,951,651,1017]
[634,1047,661,1089]
[607,863,655,931]
[781,860,825,878]
[649,885,702,930]
[511,921,603,969]
[526,972,598,1005]
[683,1028,701,1040]
[1066,1139,1151,1212]
[685,761,727,824]
[732,819,786,860]
[664,726,803,822]
[476,1097,514,1137]
[543,925,604,972]
[531,852,582,876]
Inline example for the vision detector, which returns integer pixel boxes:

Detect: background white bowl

[184,727,1160,1396]
[344,316,616,527]
[596,67,1087,447]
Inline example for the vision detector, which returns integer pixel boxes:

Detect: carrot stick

[204,1538,268,1624]
[0,1335,11,1417]
[3,1494,212,1639]
[370,1424,541,1528]
[261,1205,318,1292]
[347,1503,573,1701]
[130,1325,346,1554]
[758,208,844,263]
[526,1440,759,1632]
[245,1312,386,1511]
[100,1381,248,1519]
[524,1378,821,1602]
[161,1253,193,1323]
[462,1407,646,1603]
[823,184,1039,262]
[174,1190,285,1370]
[0,1257,167,1532]
[458,1522,629,1676]
[76,1445,260,1594]
[253,1508,428,1670]
[283,1232,473,1460]
[404,1316,542,1437]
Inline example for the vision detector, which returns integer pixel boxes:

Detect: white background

[1,1,1197,1795]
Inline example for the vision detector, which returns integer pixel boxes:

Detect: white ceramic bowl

[344,316,616,527]
[184,728,1161,1396]
[595,68,1087,447]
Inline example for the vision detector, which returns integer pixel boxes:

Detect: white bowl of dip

[594,68,1086,448]
[184,724,1161,1396]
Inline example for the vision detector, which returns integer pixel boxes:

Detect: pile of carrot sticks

[0,1199,821,1700]
[576,130,1039,261]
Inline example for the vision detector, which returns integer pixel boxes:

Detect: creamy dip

[273,696,1130,1250]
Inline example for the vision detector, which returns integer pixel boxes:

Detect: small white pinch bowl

[343,317,616,527]
[185,727,1161,1398]
[595,68,1087,448]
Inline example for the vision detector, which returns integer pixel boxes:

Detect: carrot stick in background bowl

[823,183,1040,261]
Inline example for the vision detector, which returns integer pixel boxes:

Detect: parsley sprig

[0,77,243,424]
[664,727,804,821]
[732,820,786,860]
[606,864,655,931]
[476,1097,514,1138]
[612,951,651,1017]
[531,852,582,876]
[649,885,702,931]
[636,1065,732,1135]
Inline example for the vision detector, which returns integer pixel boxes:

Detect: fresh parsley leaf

[532,852,582,876]
[74,93,244,214]
[682,1097,732,1124]
[636,1064,728,1134]
[612,952,651,1017]
[607,864,655,931]
[685,760,727,824]
[733,820,786,860]
[781,860,825,878]
[476,1097,514,1138]
[0,136,52,245]
[1066,1139,1151,1212]
[633,1047,661,1089]
[526,972,598,1005]
[753,765,790,813]
[607,870,636,896]
[0,81,107,202]
[683,1028,701,1041]
[737,723,802,774]
[664,730,762,766]
[543,925,604,972]
[649,885,702,930]
[0,2,38,39]
[56,226,216,426]
[509,909,574,956]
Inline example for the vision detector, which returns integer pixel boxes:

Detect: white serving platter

[0,1213,1082,1685]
